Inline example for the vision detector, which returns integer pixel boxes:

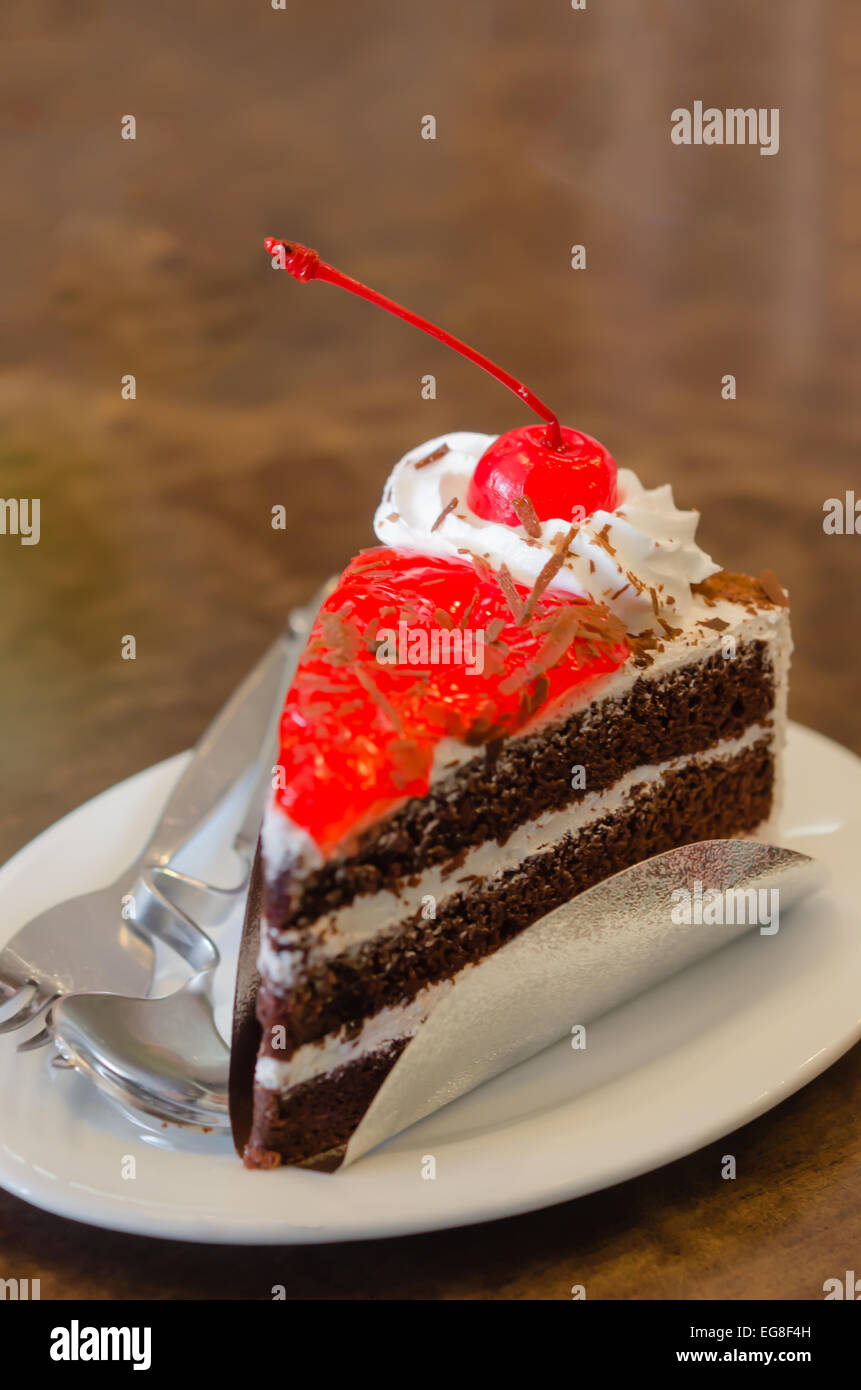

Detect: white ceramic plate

[0,722,858,1244]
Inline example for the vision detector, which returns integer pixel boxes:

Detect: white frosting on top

[373,432,720,633]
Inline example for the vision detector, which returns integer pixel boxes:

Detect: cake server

[0,583,331,1050]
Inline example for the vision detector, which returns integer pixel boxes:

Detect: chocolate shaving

[528,599,626,650]
[481,644,507,676]
[581,607,628,645]
[458,590,479,630]
[465,717,506,747]
[484,735,506,768]
[355,664,402,732]
[759,568,789,607]
[520,549,568,625]
[553,525,578,556]
[531,611,565,634]
[495,564,523,622]
[528,673,550,714]
[299,678,347,695]
[351,550,390,573]
[298,700,342,720]
[699,616,730,632]
[485,617,505,644]
[625,625,665,667]
[625,634,656,667]
[528,606,585,674]
[594,524,617,557]
[319,610,362,665]
[389,738,426,785]
[423,703,468,739]
[629,627,660,648]
[499,603,583,695]
[433,607,455,630]
[414,442,451,469]
[512,495,542,539]
[431,497,458,532]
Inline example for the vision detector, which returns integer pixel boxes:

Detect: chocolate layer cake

[242,432,791,1170]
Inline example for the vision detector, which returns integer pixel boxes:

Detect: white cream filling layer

[255,976,461,1092]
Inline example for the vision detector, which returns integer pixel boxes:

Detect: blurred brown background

[0,0,858,1298]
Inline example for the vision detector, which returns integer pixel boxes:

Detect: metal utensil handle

[142,584,331,872]
[117,583,333,966]
[139,630,293,871]
[231,597,324,859]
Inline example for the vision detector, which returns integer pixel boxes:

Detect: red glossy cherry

[467,425,618,526]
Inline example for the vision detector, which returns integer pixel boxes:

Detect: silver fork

[0,586,328,1050]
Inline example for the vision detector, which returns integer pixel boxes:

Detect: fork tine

[17,1021,57,1053]
[0,992,38,1032]
[0,974,35,1008]
[0,987,55,1035]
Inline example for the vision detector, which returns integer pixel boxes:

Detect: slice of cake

[244,432,790,1170]
[236,243,791,1170]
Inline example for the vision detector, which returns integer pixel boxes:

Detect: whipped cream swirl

[373,432,720,632]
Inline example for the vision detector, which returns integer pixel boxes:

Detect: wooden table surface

[1,0,858,1299]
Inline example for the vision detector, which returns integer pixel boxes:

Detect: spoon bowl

[52,968,230,1131]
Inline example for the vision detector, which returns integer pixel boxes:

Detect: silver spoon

[51,962,230,1130]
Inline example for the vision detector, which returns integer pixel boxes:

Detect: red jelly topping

[275,549,629,853]
[467,425,618,526]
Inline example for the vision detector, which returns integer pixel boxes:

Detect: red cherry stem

[264,238,563,450]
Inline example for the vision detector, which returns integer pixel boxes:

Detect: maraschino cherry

[467,424,617,526]
[264,239,617,527]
